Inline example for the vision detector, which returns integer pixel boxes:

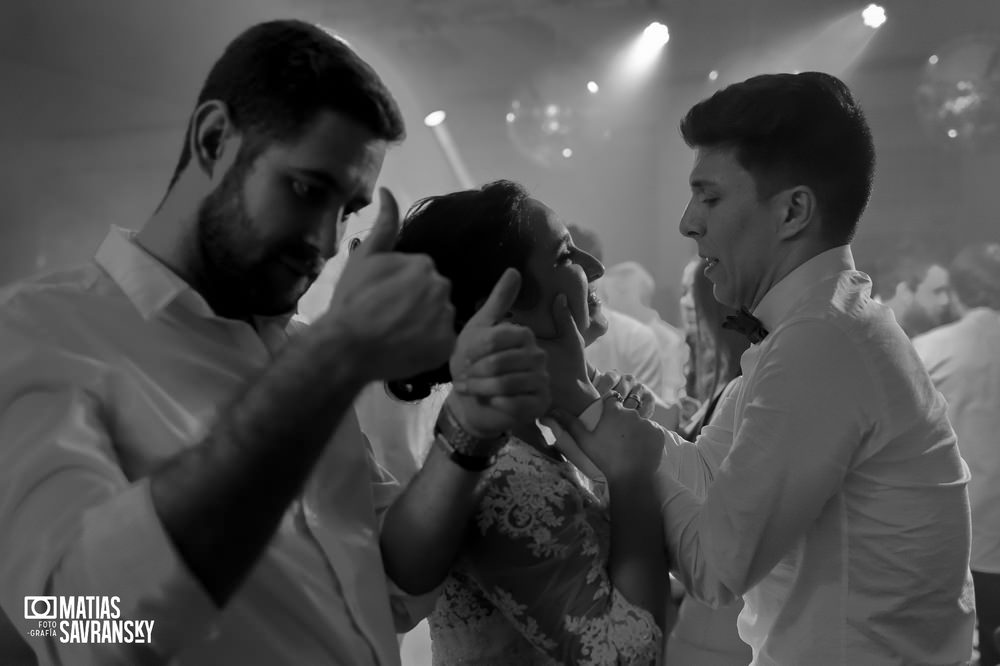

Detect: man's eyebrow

[291,168,372,208]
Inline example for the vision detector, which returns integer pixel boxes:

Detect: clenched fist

[321,187,456,382]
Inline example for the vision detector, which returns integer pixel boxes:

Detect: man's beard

[195,162,306,319]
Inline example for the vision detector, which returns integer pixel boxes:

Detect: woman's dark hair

[686,258,750,403]
[386,180,538,401]
[680,71,875,245]
[168,19,405,191]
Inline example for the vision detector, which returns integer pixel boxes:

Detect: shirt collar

[753,245,855,332]
[94,225,297,329]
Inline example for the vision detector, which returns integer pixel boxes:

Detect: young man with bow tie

[556,72,975,665]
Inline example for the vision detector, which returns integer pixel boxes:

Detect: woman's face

[510,198,608,346]
[679,257,699,337]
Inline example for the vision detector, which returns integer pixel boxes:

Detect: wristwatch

[433,403,508,471]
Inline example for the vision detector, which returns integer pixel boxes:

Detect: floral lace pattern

[428,439,662,665]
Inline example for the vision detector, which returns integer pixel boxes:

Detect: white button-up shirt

[656,246,975,665]
[915,307,1000,574]
[0,227,427,665]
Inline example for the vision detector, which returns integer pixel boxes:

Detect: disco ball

[506,69,610,168]
[916,34,1000,150]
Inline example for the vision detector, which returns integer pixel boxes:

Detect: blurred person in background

[666,256,751,665]
[567,224,669,402]
[602,260,689,402]
[871,241,955,338]
[914,241,1000,666]
[677,258,750,443]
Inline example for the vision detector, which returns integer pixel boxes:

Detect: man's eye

[348,238,362,254]
[291,180,317,200]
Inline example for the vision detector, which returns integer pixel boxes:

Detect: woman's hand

[535,294,600,416]
[447,269,551,437]
[550,392,666,483]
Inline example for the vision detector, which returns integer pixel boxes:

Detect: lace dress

[428,438,662,665]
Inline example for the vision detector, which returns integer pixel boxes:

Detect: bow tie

[722,308,769,344]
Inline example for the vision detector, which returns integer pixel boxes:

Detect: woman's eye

[558,251,574,265]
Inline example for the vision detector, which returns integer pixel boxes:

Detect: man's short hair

[680,71,875,245]
[168,19,405,189]
[950,241,1000,310]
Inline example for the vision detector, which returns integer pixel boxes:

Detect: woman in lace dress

[389,180,669,665]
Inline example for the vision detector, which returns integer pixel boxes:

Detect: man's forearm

[379,442,484,595]
[150,321,367,606]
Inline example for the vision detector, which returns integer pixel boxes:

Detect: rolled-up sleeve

[0,345,218,665]
[659,321,871,608]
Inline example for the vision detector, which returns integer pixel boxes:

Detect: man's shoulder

[0,263,118,342]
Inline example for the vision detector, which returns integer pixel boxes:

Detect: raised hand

[322,187,456,382]
[550,393,666,482]
[536,294,600,416]
[447,269,551,437]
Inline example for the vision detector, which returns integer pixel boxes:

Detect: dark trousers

[974,570,1000,666]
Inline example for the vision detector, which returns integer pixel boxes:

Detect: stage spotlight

[424,110,446,127]
[562,148,573,158]
[708,70,719,81]
[862,4,886,29]
[641,22,670,51]
[928,54,939,65]
[587,81,600,94]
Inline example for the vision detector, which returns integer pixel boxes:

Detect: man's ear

[774,185,816,240]
[189,100,242,179]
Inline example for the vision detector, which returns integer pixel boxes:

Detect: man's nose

[679,203,701,239]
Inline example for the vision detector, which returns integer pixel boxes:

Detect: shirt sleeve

[461,451,662,665]
[655,377,740,501]
[0,343,218,665]
[659,320,872,607]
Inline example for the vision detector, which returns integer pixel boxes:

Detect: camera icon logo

[24,596,57,620]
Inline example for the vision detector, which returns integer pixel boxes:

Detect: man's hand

[550,393,665,482]
[322,187,455,382]
[536,294,600,416]
[592,370,658,419]
[447,269,551,437]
